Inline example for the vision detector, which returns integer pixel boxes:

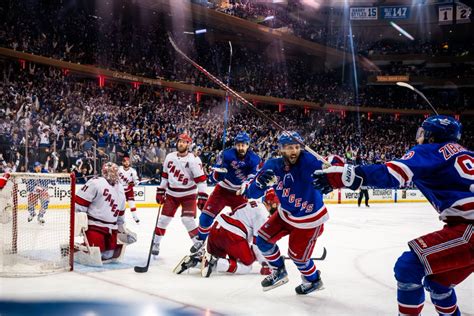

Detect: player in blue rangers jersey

[26,161,51,224]
[190,132,261,254]
[313,115,473,316]
[245,132,335,295]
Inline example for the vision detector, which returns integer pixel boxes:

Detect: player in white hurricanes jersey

[152,133,208,257]
[174,189,280,276]
[75,162,136,262]
[118,157,140,223]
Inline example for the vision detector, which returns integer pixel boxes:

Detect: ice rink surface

[1,202,473,316]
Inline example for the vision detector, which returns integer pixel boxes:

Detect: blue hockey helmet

[419,115,462,142]
[278,132,304,147]
[234,132,251,145]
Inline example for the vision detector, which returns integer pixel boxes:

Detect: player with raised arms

[313,115,473,316]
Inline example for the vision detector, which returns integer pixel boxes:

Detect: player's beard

[282,150,300,165]
[236,148,247,158]
[177,144,188,154]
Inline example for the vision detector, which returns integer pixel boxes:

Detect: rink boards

[15,185,428,210]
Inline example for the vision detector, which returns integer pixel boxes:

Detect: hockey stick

[284,247,327,261]
[134,203,163,273]
[396,82,439,115]
[168,34,329,167]
[222,41,233,150]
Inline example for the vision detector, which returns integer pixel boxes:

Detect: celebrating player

[118,157,140,223]
[191,131,261,255]
[313,115,473,316]
[245,132,333,295]
[26,161,50,224]
[174,189,280,276]
[75,162,136,263]
[151,133,207,257]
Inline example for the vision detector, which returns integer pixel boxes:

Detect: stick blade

[134,266,148,273]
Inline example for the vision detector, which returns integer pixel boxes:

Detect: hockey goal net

[0,172,75,277]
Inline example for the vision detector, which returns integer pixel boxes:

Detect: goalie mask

[102,162,119,185]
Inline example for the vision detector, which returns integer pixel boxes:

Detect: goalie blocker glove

[312,164,364,194]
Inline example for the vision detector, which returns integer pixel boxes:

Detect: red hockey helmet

[177,133,192,143]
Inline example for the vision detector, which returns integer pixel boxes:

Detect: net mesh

[0,173,73,277]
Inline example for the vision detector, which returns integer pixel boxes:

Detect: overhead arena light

[195,29,207,35]
[263,15,275,21]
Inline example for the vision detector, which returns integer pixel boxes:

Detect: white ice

[1,202,473,315]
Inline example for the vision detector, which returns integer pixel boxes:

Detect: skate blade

[262,276,289,292]
[173,255,192,274]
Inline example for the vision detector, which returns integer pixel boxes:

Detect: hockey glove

[211,167,228,182]
[156,187,166,204]
[197,192,209,210]
[312,164,364,194]
[118,224,137,244]
[255,169,276,190]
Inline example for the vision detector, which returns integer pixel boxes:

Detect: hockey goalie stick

[134,203,163,273]
[168,34,329,167]
[284,247,327,261]
[396,82,439,115]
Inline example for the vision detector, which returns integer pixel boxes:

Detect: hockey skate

[190,239,204,254]
[261,265,289,291]
[151,242,160,256]
[132,213,140,224]
[295,271,324,295]
[27,213,36,222]
[37,215,45,225]
[173,252,202,274]
[201,252,218,278]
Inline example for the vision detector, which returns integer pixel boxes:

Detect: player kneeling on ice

[244,132,340,295]
[74,162,137,266]
[174,189,279,276]
[313,115,473,316]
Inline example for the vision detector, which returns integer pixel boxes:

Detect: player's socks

[197,212,214,241]
[425,279,460,316]
[261,264,288,291]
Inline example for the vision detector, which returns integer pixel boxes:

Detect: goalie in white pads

[74,162,137,266]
